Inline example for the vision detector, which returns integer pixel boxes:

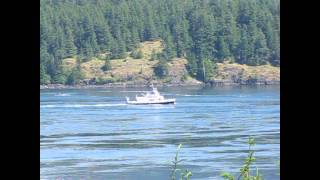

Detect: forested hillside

[40,0,280,85]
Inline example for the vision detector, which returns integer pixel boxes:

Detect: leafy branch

[171,144,192,180]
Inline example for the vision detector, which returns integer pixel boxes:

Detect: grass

[135,39,164,59]
[216,62,280,82]
[61,40,164,82]
[60,40,280,85]
[61,58,77,72]
[60,40,197,84]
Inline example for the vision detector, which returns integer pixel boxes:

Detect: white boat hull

[126,99,176,105]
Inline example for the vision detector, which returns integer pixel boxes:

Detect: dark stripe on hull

[127,101,175,105]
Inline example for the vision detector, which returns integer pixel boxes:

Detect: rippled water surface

[40,86,280,180]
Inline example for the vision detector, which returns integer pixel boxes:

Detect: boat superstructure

[126,86,175,105]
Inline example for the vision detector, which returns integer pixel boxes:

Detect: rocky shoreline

[40,80,280,89]
[40,82,202,89]
[207,79,280,86]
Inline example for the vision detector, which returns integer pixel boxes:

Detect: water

[40,86,280,180]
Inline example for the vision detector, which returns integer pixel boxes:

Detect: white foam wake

[120,91,147,93]
[41,103,127,108]
[54,93,71,97]
[175,94,203,97]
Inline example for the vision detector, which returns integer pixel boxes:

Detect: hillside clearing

[60,40,279,86]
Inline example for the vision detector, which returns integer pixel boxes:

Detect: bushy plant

[154,60,169,78]
[101,59,112,71]
[247,75,258,85]
[131,50,144,59]
[221,137,262,180]
[40,63,51,84]
[181,73,188,82]
[95,77,116,85]
[150,49,158,61]
[171,144,192,180]
[186,54,198,77]
[52,72,67,84]
[196,58,217,82]
[66,67,83,85]
[40,74,51,84]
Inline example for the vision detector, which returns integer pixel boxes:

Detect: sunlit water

[40,86,280,180]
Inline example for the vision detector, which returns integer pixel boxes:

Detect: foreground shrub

[171,144,192,180]
[221,137,262,180]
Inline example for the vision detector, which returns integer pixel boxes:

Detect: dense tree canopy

[40,0,280,84]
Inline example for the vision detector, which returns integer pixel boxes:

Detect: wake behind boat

[125,86,175,105]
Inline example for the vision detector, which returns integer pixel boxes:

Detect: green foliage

[66,67,83,85]
[216,36,230,61]
[150,49,157,61]
[162,34,176,60]
[196,58,217,82]
[52,72,67,84]
[181,73,188,82]
[95,77,116,85]
[171,144,192,180]
[101,59,112,71]
[131,50,144,59]
[40,63,51,84]
[171,144,182,180]
[180,170,192,180]
[221,172,235,180]
[186,53,198,77]
[110,39,127,59]
[40,73,51,85]
[154,60,169,78]
[40,0,280,83]
[221,137,263,180]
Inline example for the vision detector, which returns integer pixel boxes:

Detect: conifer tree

[64,28,77,57]
[40,0,280,84]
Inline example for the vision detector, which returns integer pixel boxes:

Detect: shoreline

[40,81,280,89]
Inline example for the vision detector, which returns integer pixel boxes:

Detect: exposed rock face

[208,62,280,86]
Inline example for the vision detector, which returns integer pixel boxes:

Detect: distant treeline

[40,0,280,84]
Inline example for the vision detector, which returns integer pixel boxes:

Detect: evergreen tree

[64,27,77,57]
[216,36,230,61]
[186,53,198,77]
[66,62,83,85]
[162,33,175,60]
[40,63,51,84]
[94,21,113,53]
[143,6,158,40]
[40,0,280,84]
[111,38,126,59]
[196,58,216,82]
[101,59,112,71]
[254,29,270,65]
[52,70,67,84]
[154,60,169,78]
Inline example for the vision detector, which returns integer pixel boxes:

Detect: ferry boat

[125,85,175,105]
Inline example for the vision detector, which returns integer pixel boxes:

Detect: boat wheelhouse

[125,86,175,105]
